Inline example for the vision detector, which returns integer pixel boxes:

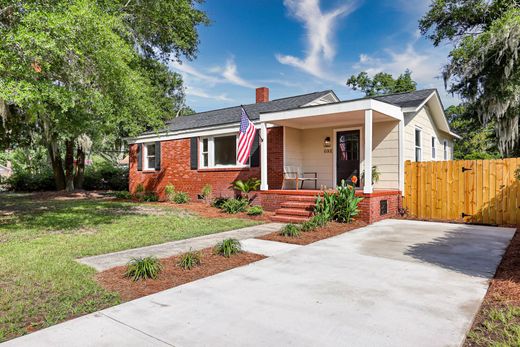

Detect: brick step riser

[280,202,316,210]
[275,208,313,217]
[286,196,319,203]
[271,215,310,223]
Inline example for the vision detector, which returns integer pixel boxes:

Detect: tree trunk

[47,141,66,191]
[74,146,85,190]
[64,140,75,192]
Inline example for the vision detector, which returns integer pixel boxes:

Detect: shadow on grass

[404,227,515,278]
[0,194,181,234]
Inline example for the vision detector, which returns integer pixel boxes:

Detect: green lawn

[0,193,259,342]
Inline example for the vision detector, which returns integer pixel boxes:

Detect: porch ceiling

[268,110,396,129]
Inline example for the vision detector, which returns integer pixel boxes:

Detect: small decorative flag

[237,106,257,165]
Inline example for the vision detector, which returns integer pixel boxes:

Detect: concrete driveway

[4,220,515,347]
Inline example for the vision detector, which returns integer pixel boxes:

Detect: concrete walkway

[78,223,284,271]
[6,220,515,347]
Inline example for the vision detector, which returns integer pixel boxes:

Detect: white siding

[372,121,399,189]
[283,121,400,190]
[404,106,453,162]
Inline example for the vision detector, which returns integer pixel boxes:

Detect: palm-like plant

[231,178,261,194]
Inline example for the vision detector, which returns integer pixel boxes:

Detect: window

[144,143,156,170]
[443,140,448,160]
[199,134,243,168]
[214,135,237,166]
[415,128,422,162]
[201,138,209,167]
[431,137,436,159]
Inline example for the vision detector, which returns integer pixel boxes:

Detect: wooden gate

[403,158,520,226]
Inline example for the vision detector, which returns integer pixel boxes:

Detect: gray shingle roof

[373,89,436,108]
[163,90,333,132]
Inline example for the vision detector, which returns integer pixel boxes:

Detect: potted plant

[361,166,380,188]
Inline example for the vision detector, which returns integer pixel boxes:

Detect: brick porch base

[256,189,401,224]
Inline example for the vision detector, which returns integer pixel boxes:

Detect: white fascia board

[127,122,277,144]
[259,99,403,123]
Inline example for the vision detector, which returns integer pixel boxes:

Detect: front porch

[258,98,406,195]
[256,189,401,224]
[255,98,406,224]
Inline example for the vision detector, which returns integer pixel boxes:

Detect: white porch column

[364,109,373,193]
[260,122,268,191]
[398,119,405,194]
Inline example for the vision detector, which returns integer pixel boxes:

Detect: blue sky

[171,0,456,112]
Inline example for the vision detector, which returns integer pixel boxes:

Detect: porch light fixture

[323,136,331,148]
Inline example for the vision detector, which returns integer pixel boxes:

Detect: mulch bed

[95,248,266,302]
[158,201,275,222]
[258,220,367,245]
[464,228,520,346]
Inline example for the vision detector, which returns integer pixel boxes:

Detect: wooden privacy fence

[403,158,520,226]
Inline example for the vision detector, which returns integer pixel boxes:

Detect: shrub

[214,238,241,257]
[314,180,363,224]
[301,219,318,232]
[201,184,212,199]
[221,198,248,214]
[142,192,158,202]
[125,257,162,281]
[165,184,176,201]
[211,197,229,209]
[114,191,132,199]
[6,169,55,191]
[279,224,301,237]
[247,206,263,216]
[173,191,190,204]
[310,213,328,227]
[83,163,128,191]
[178,249,202,270]
[334,180,363,223]
[231,178,261,194]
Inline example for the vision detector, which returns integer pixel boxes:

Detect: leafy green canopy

[0,0,207,190]
[420,0,520,154]
[445,104,501,159]
[346,69,417,96]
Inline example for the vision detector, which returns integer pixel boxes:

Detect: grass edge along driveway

[0,193,260,342]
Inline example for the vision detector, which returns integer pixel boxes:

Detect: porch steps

[271,195,317,223]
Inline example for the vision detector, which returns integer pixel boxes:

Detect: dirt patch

[464,228,520,346]
[96,248,266,302]
[258,220,367,245]
[157,201,275,222]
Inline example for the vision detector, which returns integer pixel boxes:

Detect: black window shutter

[154,141,161,170]
[190,137,198,170]
[250,132,260,167]
[137,143,142,171]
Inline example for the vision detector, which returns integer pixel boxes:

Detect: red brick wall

[129,127,284,200]
[357,192,401,224]
[257,190,401,223]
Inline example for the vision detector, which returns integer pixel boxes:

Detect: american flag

[237,106,257,165]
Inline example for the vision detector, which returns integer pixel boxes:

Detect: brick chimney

[256,87,269,103]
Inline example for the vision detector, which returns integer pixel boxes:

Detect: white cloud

[221,58,255,88]
[354,43,448,84]
[170,61,220,85]
[276,0,358,79]
[185,86,233,102]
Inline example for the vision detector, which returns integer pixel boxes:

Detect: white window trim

[443,140,448,160]
[199,133,249,169]
[431,136,436,159]
[143,143,156,171]
[415,127,422,162]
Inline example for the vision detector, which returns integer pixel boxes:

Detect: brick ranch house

[127,87,460,223]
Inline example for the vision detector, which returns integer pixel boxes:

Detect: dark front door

[336,130,360,186]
